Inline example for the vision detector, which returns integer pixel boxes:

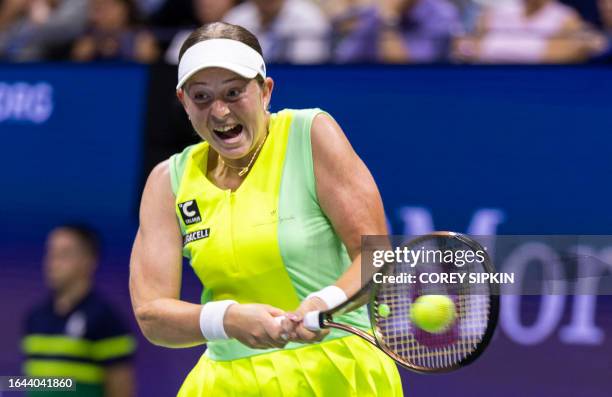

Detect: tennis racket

[303,231,499,373]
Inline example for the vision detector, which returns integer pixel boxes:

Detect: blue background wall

[1,64,611,396]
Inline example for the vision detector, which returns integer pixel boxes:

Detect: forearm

[134,298,204,348]
[334,242,390,309]
[335,253,364,298]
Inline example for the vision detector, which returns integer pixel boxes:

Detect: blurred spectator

[148,0,195,29]
[22,225,136,397]
[599,0,612,31]
[71,0,159,62]
[333,0,461,63]
[452,0,482,33]
[134,0,166,18]
[0,0,26,30]
[0,0,89,61]
[315,0,374,19]
[165,0,237,64]
[593,0,612,61]
[453,0,605,63]
[223,0,331,63]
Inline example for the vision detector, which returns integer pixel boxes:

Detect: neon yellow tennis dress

[169,108,403,397]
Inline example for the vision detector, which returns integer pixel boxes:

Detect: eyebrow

[223,77,247,84]
[188,77,248,87]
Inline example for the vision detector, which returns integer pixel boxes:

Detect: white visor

[176,38,266,90]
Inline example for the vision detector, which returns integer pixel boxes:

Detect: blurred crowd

[1,0,611,64]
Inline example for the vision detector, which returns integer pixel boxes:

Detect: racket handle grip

[304,311,322,331]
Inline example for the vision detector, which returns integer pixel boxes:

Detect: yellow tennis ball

[410,295,456,334]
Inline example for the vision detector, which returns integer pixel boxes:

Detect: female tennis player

[129,22,403,396]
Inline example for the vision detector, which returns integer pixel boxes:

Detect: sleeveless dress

[169,108,403,396]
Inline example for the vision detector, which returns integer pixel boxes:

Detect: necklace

[219,131,268,177]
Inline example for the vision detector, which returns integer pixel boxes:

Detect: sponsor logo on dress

[183,228,210,246]
[178,200,202,225]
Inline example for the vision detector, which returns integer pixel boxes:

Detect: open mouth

[213,124,243,141]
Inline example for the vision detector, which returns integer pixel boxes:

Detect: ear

[176,88,189,112]
[262,77,274,110]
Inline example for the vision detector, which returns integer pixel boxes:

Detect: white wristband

[199,300,237,341]
[307,286,347,310]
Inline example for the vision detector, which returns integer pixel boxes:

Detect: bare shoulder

[312,112,346,139]
[311,112,355,159]
[144,160,172,196]
[140,160,175,220]
[148,159,171,183]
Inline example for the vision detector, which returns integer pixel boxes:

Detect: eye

[190,90,211,103]
[226,87,244,100]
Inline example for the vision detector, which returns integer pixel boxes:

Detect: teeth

[216,124,237,132]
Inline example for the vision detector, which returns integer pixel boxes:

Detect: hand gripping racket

[303,231,499,373]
